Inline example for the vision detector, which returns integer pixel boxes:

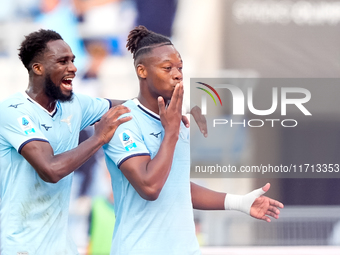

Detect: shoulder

[0,93,34,119]
[70,93,110,108]
[106,100,143,145]
[67,93,98,104]
[116,99,139,122]
[121,99,151,121]
[72,92,90,101]
[0,94,40,139]
[63,93,88,106]
[122,99,136,110]
[0,92,26,109]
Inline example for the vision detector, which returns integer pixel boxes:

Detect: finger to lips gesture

[158,82,184,135]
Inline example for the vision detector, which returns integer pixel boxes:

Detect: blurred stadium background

[1,0,340,254]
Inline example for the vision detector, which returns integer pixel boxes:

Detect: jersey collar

[132,98,160,121]
[22,92,58,117]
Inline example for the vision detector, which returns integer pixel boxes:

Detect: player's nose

[173,67,182,81]
[68,61,77,73]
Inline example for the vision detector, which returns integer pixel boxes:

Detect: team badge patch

[17,115,35,135]
[119,130,137,151]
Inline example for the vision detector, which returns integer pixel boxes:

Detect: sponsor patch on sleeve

[17,115,36,135]
[119,130,137,151]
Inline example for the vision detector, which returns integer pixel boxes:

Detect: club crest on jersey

[61,115,73,133]
[17,115,35,135]
[119,130,137,151]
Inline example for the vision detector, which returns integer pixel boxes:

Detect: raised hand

[250,183,284,222]
[158,82,184,137]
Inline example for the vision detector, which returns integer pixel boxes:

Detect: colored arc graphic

[196,82,223,106]
[196,87,217,105]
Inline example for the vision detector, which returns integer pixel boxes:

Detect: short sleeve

[74,94,110,130]
[0,106,48,153]
[103,117,150,169]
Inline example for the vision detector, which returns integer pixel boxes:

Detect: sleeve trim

[18,138,49,154]
[105,98,112,109]
[89,99,111,126]
[117,153,150,168]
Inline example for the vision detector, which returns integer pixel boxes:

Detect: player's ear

[136,64,147,79]
[32,63,44,76]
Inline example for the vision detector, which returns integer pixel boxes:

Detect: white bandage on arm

[224,187,266,214]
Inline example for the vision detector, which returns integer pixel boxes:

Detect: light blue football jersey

[103,99,201,255]
[0,92,110,255]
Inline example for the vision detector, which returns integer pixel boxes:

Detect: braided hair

[126,25,172,62]
[18,29,63,71]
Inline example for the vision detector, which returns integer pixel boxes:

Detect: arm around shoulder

[20,105,132,183]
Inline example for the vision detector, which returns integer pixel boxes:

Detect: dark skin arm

[21,105,131,183]
[118,84,184,200]
[191,182,284,222]
[190,182,226,210]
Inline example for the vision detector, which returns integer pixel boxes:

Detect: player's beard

[44,74,73,102]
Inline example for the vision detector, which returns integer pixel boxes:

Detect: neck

[137,93,160,115]
[137,94,171,115]
[137,80,171,115]
[26,81,56,112]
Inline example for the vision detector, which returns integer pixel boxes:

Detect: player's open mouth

[61,78,73,91]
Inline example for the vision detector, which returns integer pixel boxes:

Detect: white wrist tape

[224,187,266,214]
